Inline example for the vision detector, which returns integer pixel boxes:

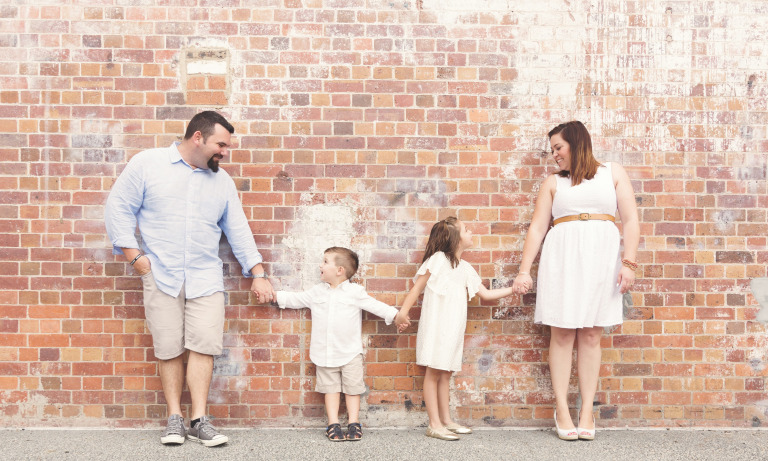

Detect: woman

[512,121,639,440]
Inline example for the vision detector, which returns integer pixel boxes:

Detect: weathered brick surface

[1,0,767,428]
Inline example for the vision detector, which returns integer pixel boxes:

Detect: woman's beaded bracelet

[621,259,638,270]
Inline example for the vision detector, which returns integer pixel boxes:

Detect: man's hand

[251,277,276,304]
[133,255,152,276]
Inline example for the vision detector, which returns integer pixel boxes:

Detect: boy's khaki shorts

[142,272,225,360]
[315,354,365,395]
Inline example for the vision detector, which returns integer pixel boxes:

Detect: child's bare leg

[345,393,360,423]
[437,370,454,425]
[423,367,443,429]
[325,393,341,425]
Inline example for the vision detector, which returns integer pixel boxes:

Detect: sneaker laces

[165,415,184,435]
[196,417,222,439]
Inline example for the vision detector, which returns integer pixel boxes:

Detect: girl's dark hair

[548,120,600,186]
[422,217,461,268]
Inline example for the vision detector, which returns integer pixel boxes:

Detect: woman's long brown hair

[422,217,461,268]
[548,120,601,186]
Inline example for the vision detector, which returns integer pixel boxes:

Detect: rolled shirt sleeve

[219,180,263,277]
[105,158,144,254]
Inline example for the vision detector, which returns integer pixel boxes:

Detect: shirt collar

[169,141,210,172]
[325,279,353,291]
[168,142,183,164]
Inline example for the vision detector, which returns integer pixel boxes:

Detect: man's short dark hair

[325,247,359,280]
[183,111,234,141]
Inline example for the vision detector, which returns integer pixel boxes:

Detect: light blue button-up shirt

[105,142,263,299]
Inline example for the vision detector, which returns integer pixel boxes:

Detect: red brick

[0,4,764,430]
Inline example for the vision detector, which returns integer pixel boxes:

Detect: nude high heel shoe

[577,411,596,441]
[553,410,578,441]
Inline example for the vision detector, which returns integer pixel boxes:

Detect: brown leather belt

[553,213,615,226]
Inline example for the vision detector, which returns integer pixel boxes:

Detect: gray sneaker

[188,416,229,447]
[160,414,186,445]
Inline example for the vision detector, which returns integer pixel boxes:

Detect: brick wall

[1,0,767,428]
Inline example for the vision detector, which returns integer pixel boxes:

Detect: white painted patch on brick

[282,204,359,289]
[422,0,510,11]
[186,60,227,75]
[421,0,514,24]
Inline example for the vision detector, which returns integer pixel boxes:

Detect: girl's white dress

[534,163,623,328]
[415,252,483,371]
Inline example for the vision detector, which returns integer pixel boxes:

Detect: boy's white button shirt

[276,280,398,368]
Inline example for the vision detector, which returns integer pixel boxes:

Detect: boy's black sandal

[346,422,363,441]
[326,423,344,441]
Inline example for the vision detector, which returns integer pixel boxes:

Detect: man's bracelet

[129,254,143,265]
[252,272,269,279]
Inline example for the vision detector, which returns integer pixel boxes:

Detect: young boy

[275,247,410,441]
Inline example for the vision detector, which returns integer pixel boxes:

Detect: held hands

[511,273,533,295]
[617,265,636,294]
[251,277,276,304]
[394,310,411,333]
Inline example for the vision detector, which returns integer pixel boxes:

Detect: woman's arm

[511,175,556,294]
[613,163,640,293]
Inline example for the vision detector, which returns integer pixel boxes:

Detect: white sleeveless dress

[415,252,483,371]
[534,163,623,328]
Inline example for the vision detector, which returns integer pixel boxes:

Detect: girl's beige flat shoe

[444,422,473,434]
[425,426,459,441]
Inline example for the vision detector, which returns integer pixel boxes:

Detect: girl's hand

[617,265,636,294]
[394,310,411,332]
[512,273,533,295]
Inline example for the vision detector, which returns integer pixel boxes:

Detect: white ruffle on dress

[415,252,483,371]
[534,163,623,328]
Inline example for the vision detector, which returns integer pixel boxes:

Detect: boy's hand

[394,310,411,332]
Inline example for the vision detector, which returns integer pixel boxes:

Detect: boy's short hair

[325,247,359,280]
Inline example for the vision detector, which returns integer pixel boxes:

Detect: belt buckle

[578,213,590,221]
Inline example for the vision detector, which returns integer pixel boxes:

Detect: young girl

[397,217,514,441]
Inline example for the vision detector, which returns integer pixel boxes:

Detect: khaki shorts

[315,354,366,395]
[142,272,225,360]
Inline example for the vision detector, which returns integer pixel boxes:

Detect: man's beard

[208,156,220,172]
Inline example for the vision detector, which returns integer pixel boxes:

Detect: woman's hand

[512,273,533,295]
[617,265,636,293]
